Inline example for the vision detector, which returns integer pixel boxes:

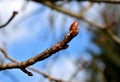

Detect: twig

[29,67,65,82]
[0,11,18,28]
[106,29,120,44]
[69,61,88,81]
[79,0,120,4]
[81,2,94,16]
[0,48,67,82]
[0,21,79,75]
[33,0,120,4]
[35,1,102,28]
[34,1,104,29]
[0,48,33,76]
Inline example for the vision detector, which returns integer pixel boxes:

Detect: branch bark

[0,48,67,81]
[0,21,79,73]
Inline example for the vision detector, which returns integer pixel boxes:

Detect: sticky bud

[70,21,79,36]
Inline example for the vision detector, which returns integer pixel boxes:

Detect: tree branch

[29,67,66,82]
[0,48,67,81]
[106,29,120,44]
[0,47,33,76]
[32,0,120,4]
[0,11,18,28]
[32,1,104,28]
[80,0,120,4]
[0,21,79,73]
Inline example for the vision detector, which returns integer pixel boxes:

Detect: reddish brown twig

[0,11,18,28]
[0,48,67,81]
[0,48,33,76]
[0,21,79,76]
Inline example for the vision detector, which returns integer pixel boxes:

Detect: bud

[70,21,79,36]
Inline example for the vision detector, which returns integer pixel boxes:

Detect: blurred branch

[79,0,120,4]
[69,61,88,81]
[0,21,79,76]
[35,1,120,45]
[34,1,104,28]
[0,48,67,82]
[106,29,120,44]
[0,11,18,28]
[33,1,83,18]
[0,48,33,76]
[81,2,94,16]
[29,67,66,82]
[32,0,120,4]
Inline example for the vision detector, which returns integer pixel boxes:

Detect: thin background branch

[0,11,18,28]
[33,1,120,45]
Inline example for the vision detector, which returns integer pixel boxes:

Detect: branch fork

[0,21,79,76]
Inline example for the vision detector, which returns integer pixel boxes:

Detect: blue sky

[0,1,102,82]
